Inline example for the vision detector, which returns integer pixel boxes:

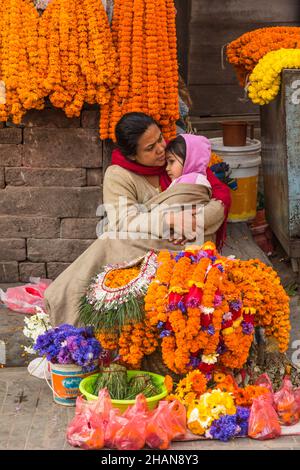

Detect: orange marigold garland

[145,242,290,376]
[99,0,179,141]
[38,0,118,117]
[0,0,45,124]
[226,26,300,86]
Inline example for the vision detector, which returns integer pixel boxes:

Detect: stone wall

[0,105,110,282]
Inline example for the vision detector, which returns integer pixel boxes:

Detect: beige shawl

[44,169,224,326]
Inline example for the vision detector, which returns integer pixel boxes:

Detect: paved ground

[1,223,300,450]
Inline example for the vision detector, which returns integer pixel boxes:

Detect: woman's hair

[115,112,160,159]
[165,135,186,162]
[178,75,193,109]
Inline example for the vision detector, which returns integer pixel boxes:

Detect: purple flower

[209,415,239,442]
[187,356,200,368]
[33,324,103,371]
[214,294,223,307]
[196,250,209,261]
[236,406,250,436]
[186,298,200,308]
[230,300,242,312]
[242,321,254,335]
[178,301,186,313]
[217,341,227,355]
[216,263,224,273]
[175,252,185,262]
[159,330,172,338]
[157,321,165,329]
[207,325,215,336]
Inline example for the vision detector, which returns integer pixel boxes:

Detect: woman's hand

[164,209,197,245]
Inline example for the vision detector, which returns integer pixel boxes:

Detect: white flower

[201,307,214,315]
[201,353,219,364]
[23,308,52,354]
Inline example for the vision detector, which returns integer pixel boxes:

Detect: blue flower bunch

[33,324,102,371]
[208,406,250,442]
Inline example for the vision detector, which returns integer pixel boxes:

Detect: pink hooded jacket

[169,134,211,191]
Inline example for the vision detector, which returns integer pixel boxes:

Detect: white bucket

[210,138,261,222]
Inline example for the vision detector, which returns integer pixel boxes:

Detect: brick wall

[0,105,110,282]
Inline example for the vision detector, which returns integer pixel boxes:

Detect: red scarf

[111,148,171,191]
[111,148,231,250]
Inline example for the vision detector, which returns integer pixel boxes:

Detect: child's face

[166,152,184,180]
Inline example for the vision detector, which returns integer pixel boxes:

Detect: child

[166,134,212,194]
[165,134,212,245]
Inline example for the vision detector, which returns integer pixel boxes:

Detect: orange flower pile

[226,258,291,353]
[145,242,290,375]
[233,385,270,407]
[168,370,208,406]
[100,0,179,140]
[96,320,158,370]
[226,26,300,86]
[0,0,45,124]
[105,267,140,289]
[38,0,118,117]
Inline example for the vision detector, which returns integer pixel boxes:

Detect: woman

[44,112,230,326]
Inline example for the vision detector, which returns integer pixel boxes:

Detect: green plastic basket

[79,370,168,412]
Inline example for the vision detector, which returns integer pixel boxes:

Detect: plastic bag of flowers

[248,394,281,440]
[274,376,300,426]
[145,400,187,449]
[67,389,112,450]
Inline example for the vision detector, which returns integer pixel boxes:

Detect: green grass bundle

[93,364,128,400]
[125,373,159,400]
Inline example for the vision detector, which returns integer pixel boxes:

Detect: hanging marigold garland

[38,0,118,117]
[0,0,45,124]
[99,0,179,141]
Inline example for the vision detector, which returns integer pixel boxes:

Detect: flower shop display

[79,251,159,369]
[226,26,300,87]
[145,242,290,375]
[67,390,186,450]
[99,0,179,140]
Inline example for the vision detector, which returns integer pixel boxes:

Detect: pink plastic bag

[254,373,274,394]
[0,277,52,314]
[66,389,112,450]
[145,400,187,449]
[248,395,281,440]
[104,408,130,449]
[274,376,300,426]
[114,395,151,450]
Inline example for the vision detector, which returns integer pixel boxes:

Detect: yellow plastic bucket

[79,370,168,412]
[210,138,261,222]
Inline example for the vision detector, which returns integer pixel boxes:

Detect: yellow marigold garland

[226,26,300,86]
[248,49,300,105]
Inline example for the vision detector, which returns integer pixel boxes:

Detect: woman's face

[134,124,166,166]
